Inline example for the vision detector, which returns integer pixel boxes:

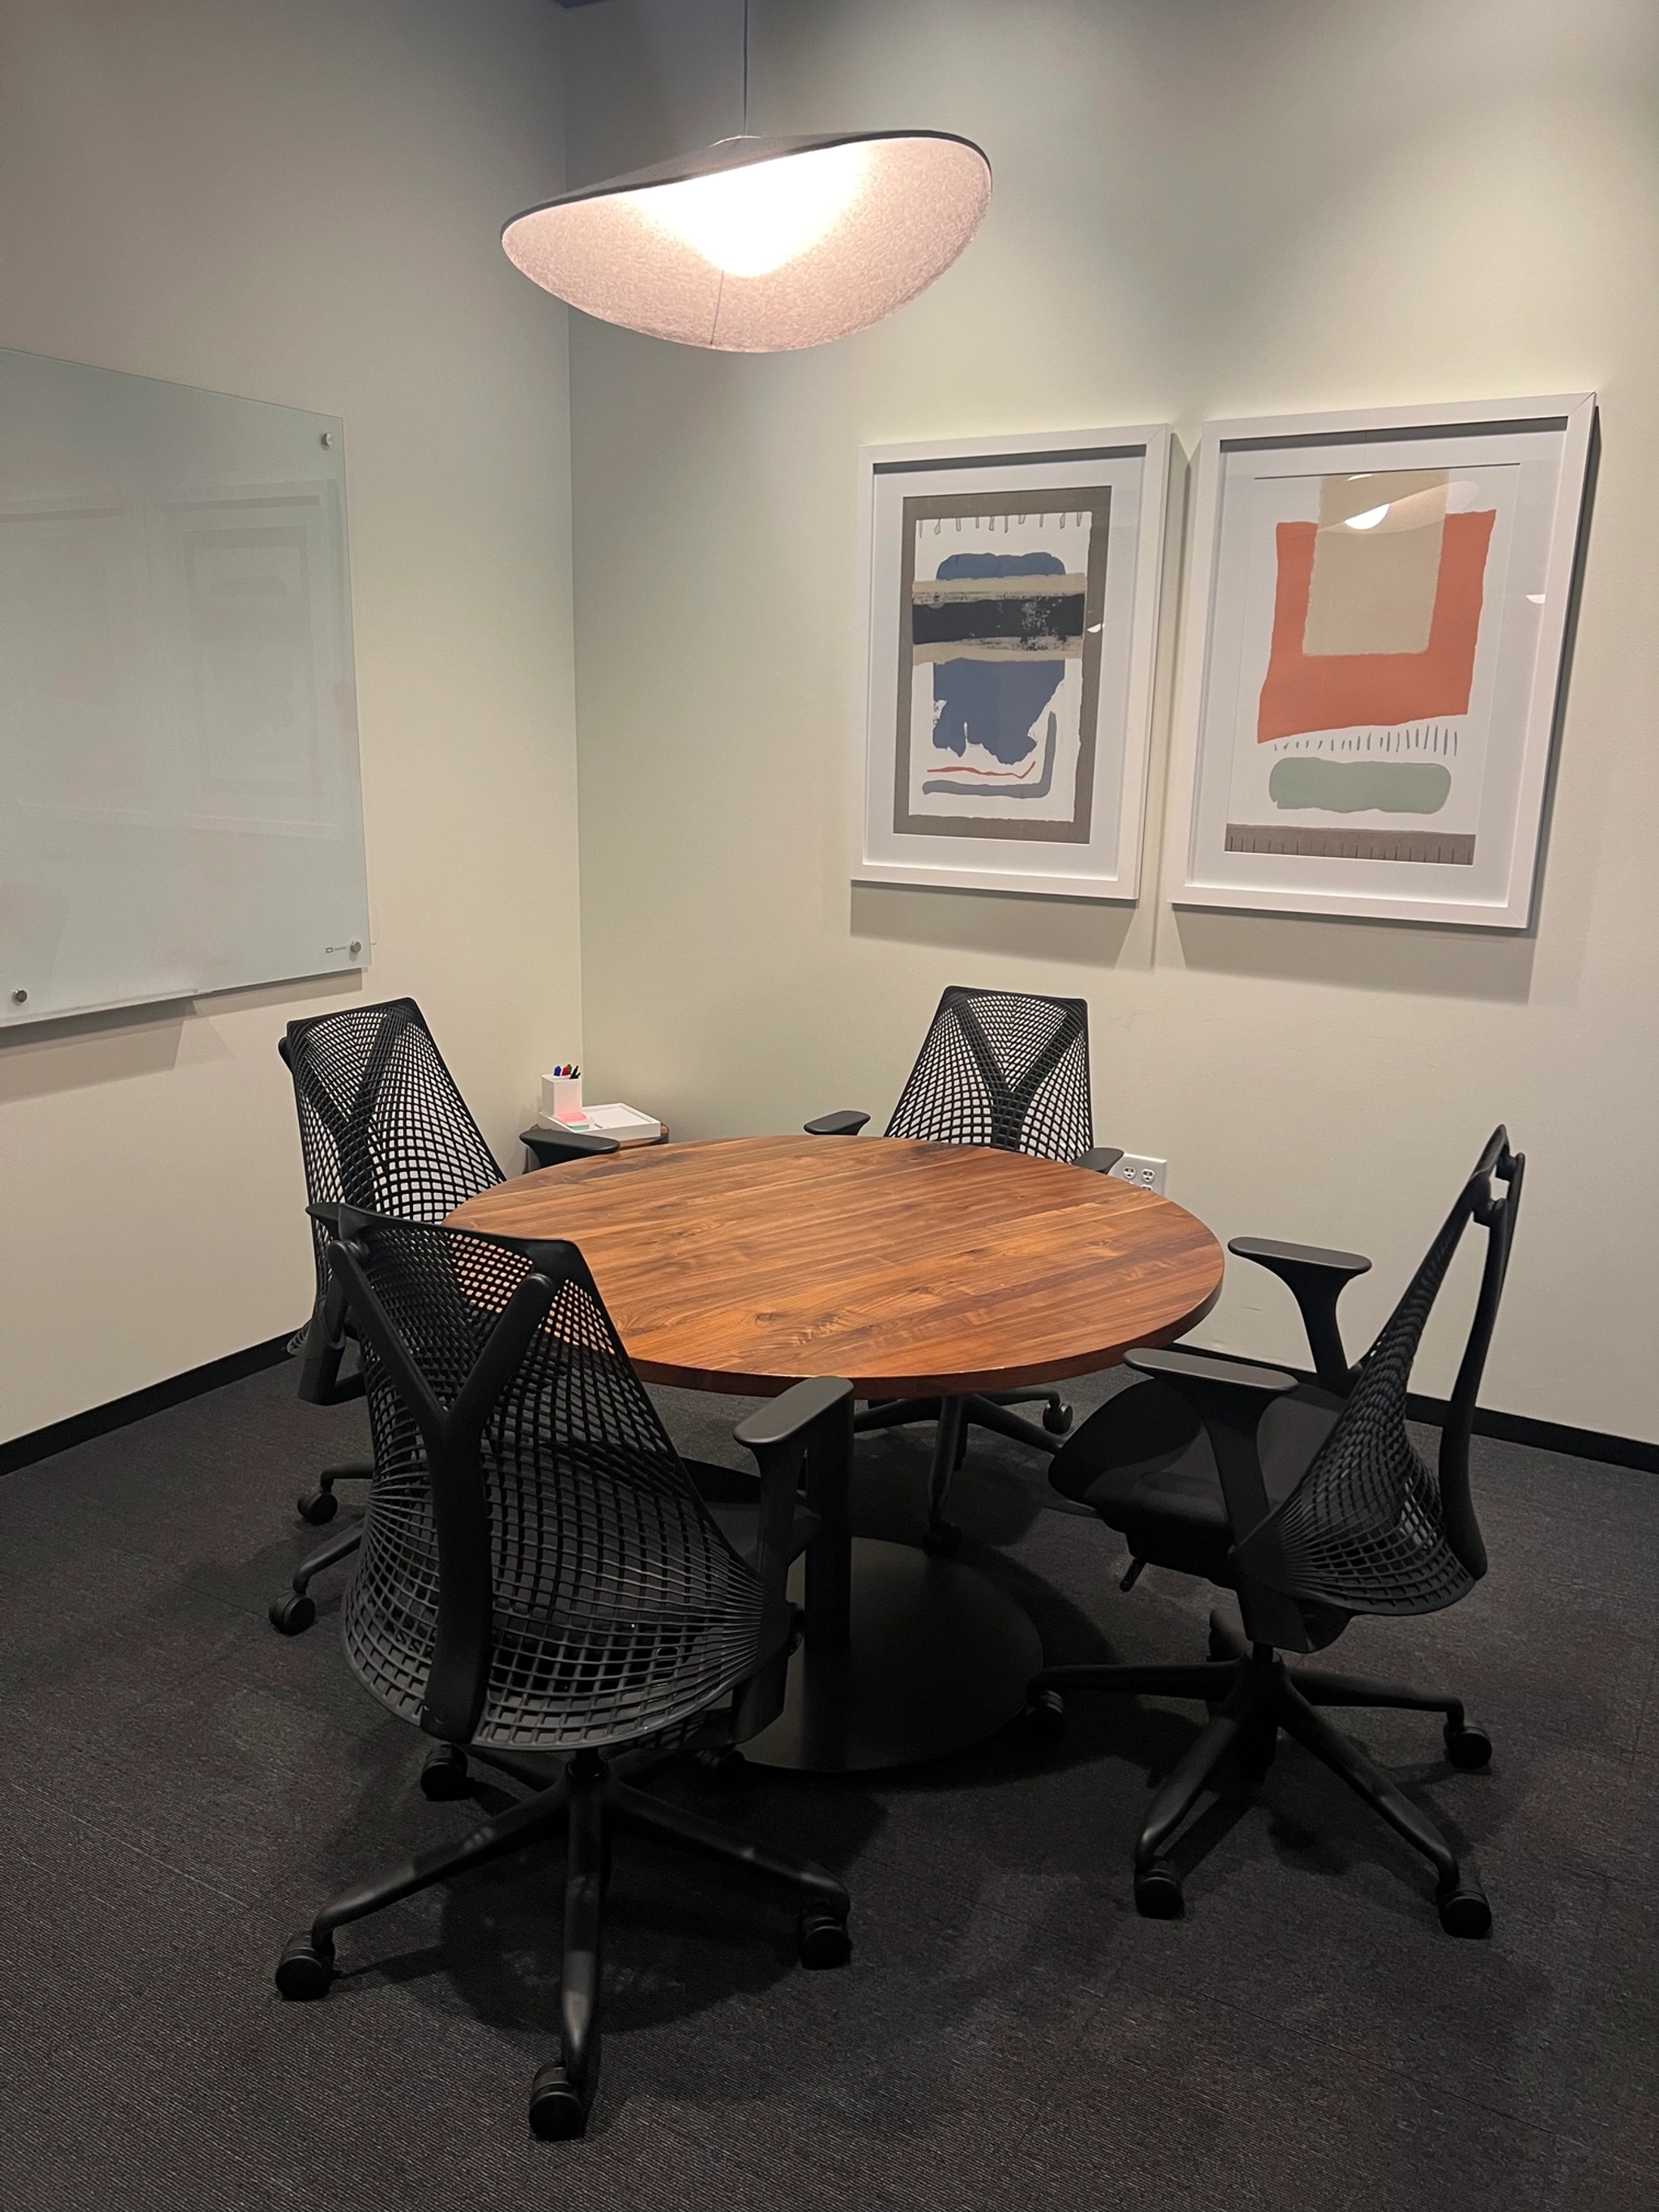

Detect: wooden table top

[447,1135,1223,1398]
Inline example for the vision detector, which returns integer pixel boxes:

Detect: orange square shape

[1256,509,1496,744]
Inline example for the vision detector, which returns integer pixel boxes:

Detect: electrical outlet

[1110,1153,1167,1196]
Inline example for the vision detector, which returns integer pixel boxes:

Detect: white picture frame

[1163,394,1596,930]
[854,424,1178,901]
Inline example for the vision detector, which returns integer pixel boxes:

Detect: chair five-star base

[276,1744,851,2140]
[1027,1609,1492,1937]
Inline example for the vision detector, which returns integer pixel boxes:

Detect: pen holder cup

[543,1074,584,1125]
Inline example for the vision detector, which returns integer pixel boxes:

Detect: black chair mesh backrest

[885,986,1093,1162]
[1260,1129,1524,1619]
[284,999,504,1302]
[343,1216,770,1754]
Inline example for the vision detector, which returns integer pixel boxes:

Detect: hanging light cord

[742,0,750,134]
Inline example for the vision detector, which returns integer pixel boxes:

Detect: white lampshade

[502,131,992,352]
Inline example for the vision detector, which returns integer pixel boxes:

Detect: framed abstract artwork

[854,424,1177,900]
[1164,394,1595,927]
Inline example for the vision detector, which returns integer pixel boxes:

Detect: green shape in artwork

[1269,757,1452,816]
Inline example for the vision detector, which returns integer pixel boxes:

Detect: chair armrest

[1229,1237,1371,1276]
[296,1205,365,1404]
[521,1125,621,1170]
[296,1292,366,1405]
[804,1110,870,1137]
[734,1375,854,1451]
[1077,1145,1124,1175]
[734,1378,854,1596]
[1125,1345,1298,1396]
[1227,1237,1371,1395]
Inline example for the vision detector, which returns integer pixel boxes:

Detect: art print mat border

[1162,394,1596,930]
[854,424,1177,902]
[891,484,1111,845]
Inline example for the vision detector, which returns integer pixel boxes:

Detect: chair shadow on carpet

[293,1741,889,2133]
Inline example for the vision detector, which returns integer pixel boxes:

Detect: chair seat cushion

[1048,1376,1345,1587]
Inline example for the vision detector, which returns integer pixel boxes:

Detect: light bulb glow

[1345,503,1391,531]
[639,143,868,277]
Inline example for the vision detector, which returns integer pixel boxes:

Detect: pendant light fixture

[503,7,990,351]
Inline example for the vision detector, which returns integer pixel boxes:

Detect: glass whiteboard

[0,346,370,1026]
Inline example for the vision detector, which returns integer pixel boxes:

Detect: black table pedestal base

[742,1536,1043,1775]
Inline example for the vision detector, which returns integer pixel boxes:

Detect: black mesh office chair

[1027,1127,1523,1937]
[274,1208,853,2141]
[807,983,1124,1549]
[274,997,613,1633]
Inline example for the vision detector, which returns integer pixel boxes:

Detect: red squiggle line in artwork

[928,757,1040,782]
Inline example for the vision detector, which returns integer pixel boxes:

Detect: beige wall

[0,0,579,1440]
[565,0,1659,1440]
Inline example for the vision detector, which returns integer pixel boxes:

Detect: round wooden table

[449,1136,1223,1773]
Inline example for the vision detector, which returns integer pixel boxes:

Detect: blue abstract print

[920,552,1076,766]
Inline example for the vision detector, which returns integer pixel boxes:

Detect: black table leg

[743,1392,1042,1775]
[742,1539,1043,1775]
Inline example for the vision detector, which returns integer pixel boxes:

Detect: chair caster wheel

[1444,1721,1492,1771]
[527,2061,590,2141]
[296,1488,339,1526]
[420,1745,471,1801]
[922,1519,963,1557]
[1043,1401,1074,1436]
[275,1933,334,2000]
[797,1907,851,1970]
[1025,1689,1067,1744]
[1133,1860,1184,1920]
[692,1746,746,1788]
[1438,1881,1491,1938]
[269,1592,316,1636]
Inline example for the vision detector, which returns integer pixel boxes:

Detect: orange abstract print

[1256,509,1496,744]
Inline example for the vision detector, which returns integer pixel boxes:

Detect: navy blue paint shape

[925,551,1070,767]
[932,660,1064,762]
[936,553,1066,582]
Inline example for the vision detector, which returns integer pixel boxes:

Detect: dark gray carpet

[0,1357,1654,2210]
